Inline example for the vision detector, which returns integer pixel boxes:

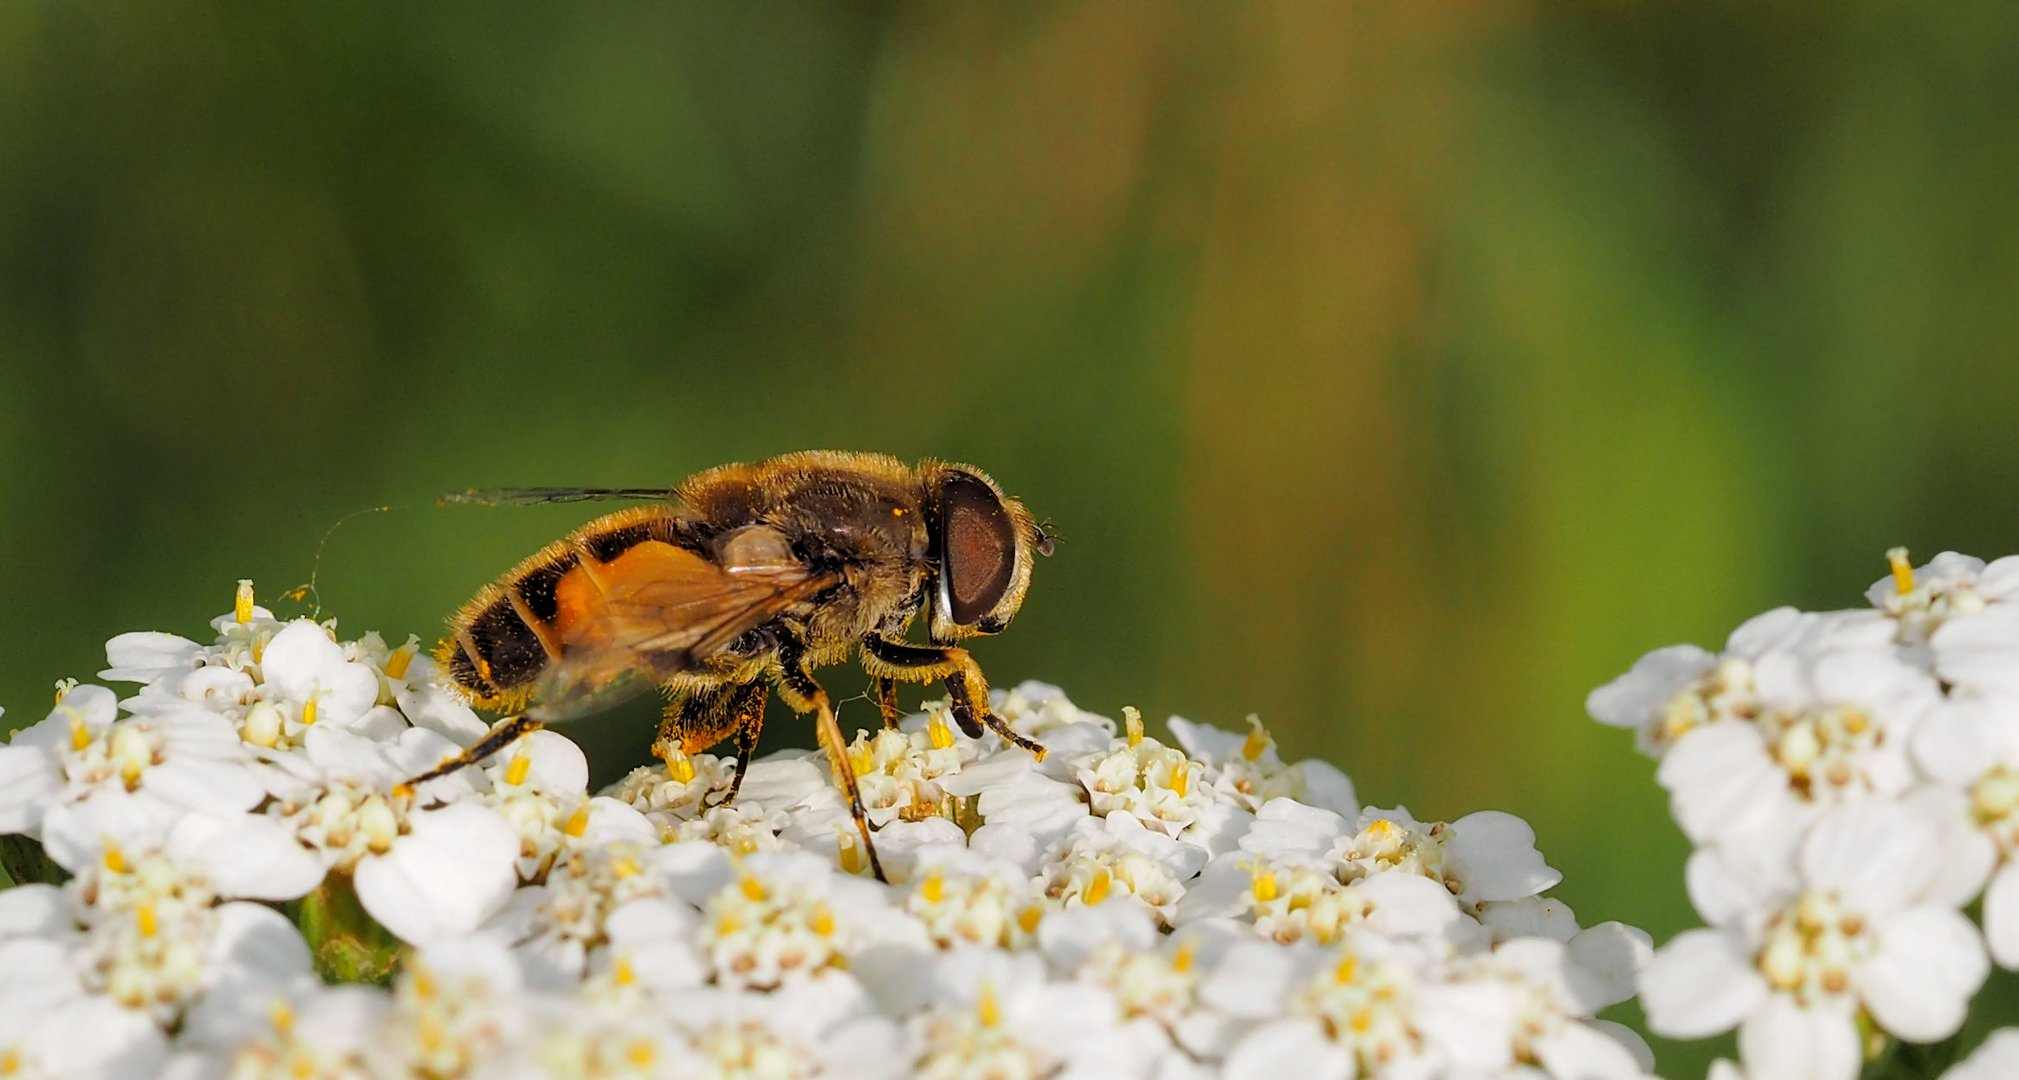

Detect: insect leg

[710,682,769,809]
[859,637,1047,761]
[875,676,902,730]
[394,714,546,798]
[779,643,887,883]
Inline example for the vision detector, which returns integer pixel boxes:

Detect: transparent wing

[440,487,678,507]
[531,538,834,722]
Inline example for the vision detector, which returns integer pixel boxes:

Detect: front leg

[859,636,1046,761]
[777,635,888,883]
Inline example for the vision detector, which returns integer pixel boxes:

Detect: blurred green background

[5,3,2019,1072]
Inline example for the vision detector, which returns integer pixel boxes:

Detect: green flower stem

[288,871,403,985]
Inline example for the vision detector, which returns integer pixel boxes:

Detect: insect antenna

[283,504,393,618]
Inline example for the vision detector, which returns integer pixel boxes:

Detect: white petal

[1586,644,1714,731]
[1198,941,1302,1020]
[1736,995,1860,1080]
[1637,928,1768,1038]
[396,681,489,745]
[1534,1020,1647,1080]
[1986,862,2019,968]
[206,902,313,986]
[1658,723,1785,844]
[1857,905,1987,1041]
[1564,921,1654,1012]
[354,802,519,943]
[259,621,348,698]
[508,731,589,794]
[100,631,203,681]
[1223,1020,1351,1080]
[1477,896,1579,942]
[146,756,267,816]
[1448,811,1560,902]
[1943,1029,2019,1080]
[169,813,325,900]
[0,884,71,935]
[1799,801,1936,915]
[41,792,180,873]
[28,996,167,1080]
[0,745,59,833]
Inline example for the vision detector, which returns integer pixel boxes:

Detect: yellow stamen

[1170,762,1190,798]
[53,678,76,704]
[390,781,416,800]
[740,875,767,902]
[1350,1006,1374,1033]
[270,1000,295,1035]
[504,750,532,787]
[811,902,835,937]
[410,968,436,1001]
[235,579,256,625]
[919,871,945,905]
[612,956,636,987]
[562,804,592,837]
[416,1015,444,1056]
[69,714,91,752]
[976,983,1002,1029]
[610,855,642,879]
[626,1040,656,1069]
[119,760,143,786]
[1251,866,1279,903]
[1366,818,1395,838]
[838,831,865,875]
[1334,953,1359,984]
[1124,706,1144,748]
[667,749,696,785]
[103,843,128,874]
[1241,717,1270,762]
[848,741,874,778]
[1886,547,1914,595]
[384,640,416,680]
[1171,939,1198,974]
[135,902,158,939]
[1017,905,1043,934]
[300,697,318,727]
[927,712,955,751]
[1082,866,1112,906]
[2,1048,20,1075]
[714,914,741,937]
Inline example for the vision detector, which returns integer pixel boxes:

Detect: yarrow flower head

[3,577,1656,1078]
[1597,548,2019,1080]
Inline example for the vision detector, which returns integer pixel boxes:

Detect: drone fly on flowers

[398,451,1057,882]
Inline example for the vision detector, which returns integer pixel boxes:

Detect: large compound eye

[938,472,1018,626]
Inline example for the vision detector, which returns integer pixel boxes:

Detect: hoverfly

[400,451,1055,881]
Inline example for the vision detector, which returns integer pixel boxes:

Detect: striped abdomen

[438,506,677,708]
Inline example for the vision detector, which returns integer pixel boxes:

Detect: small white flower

[266,728,519,943]
[907,949,1142,1080]
[1657,650,1934,849]
[1165,713,1357,816]
[904,846,1047,950]
[1865,548,2019,644]
[1640,802,1989,1078]
[1037,814,1202,924]
[0,685,266,837]
[699,850,923,989]
[1072,715,1209,838]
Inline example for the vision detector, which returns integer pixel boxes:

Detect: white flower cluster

[0,582,1657,1079]
[1590,549,2019,1079]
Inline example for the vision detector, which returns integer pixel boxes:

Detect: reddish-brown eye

[938,473,1018,626]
